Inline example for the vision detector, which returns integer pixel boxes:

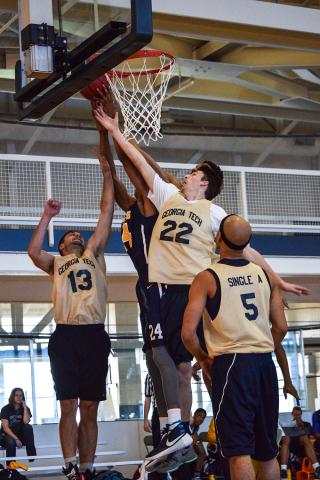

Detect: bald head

[218,214,252,251]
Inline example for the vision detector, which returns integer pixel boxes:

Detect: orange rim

[107,49,175,78]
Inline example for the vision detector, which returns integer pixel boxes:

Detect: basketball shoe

[63,462,82,480]
[145,421,192,461]
[156,445,198,473]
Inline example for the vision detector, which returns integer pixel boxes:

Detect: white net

[106,51,175,146]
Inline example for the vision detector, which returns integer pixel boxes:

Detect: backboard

[15,0,153,120]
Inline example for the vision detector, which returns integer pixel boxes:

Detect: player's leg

[48,325,81,478]
[252,353,280,480]
[255,458,280,480]
[145,283,181,418]
[212,354,264,480]
[229,455,255,480]
[177,361,192,422]
[136,280,168,419]
[78,401,99,471]
[147,287,192,460]
[78,325,111,478]
[145,348,168,417]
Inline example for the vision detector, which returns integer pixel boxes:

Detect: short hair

[197,161,223,200]
[58,230,77,255]
[194,407,207,417]
[8,388,25,407]
[292,406,302,414]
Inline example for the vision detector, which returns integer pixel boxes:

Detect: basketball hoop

[106,49,175,146]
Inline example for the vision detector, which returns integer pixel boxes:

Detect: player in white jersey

[94,107,309,467]
[28,154,114,480]
[182,214,288,480]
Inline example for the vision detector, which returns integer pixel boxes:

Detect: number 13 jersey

[149,192,216,285]
[51,249,107,325]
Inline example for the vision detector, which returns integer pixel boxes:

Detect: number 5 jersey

[204,259,274,356]
[51,249,107,325]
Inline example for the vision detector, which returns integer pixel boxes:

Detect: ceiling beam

[153,14,320,53]
[174,78,272,104]
[149,33,195,59]
[61,0,79,15]
[237,71,308,99]
[219,47,320,68]
[165,96,320,123]
[88,0,320,36]
[194,41,230,60]
[0,13,18,35]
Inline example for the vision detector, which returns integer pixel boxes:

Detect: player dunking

[28,155,114,480]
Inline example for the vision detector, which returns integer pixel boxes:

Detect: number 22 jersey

[148,175,226,285]
[51,249,107,325]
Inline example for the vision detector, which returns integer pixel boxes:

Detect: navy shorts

[136,281,165,350]
[48,324,111,401]
[211,352,279,461]
[160,285,205,365]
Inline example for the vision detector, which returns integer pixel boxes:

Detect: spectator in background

[279,406,319,479]
[312,407,320,455]
[0,388,36,463]
[144,373,161,447]
[190,408,207,480]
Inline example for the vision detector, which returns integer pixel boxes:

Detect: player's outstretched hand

[44,199,61,217]
[94,106,119,133]
[98,86,117,119]
[279,279,310,296]
[191,362,201,381]
[283,382,300,403]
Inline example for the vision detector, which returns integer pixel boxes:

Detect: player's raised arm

[86,155,114,266]
[28,199,60,274]
[99,129,135,212]
[94,107,156,192]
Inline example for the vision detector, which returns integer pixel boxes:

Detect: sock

[182,421,190,433]
[80,462,93,472]
[313,462,319,469]
[281,465,287,470]
[167,408,181,429]
[64,456,77,468]
[159,417,168,431]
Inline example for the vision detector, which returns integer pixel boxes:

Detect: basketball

[80,74,111,101]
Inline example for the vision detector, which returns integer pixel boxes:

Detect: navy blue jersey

[121,202,158,284]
